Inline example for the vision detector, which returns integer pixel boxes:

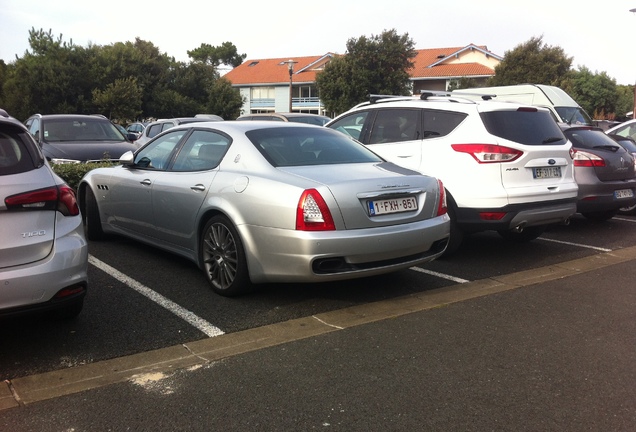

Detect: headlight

[50,158,82,165]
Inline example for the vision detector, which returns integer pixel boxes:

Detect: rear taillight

[5,185,80,216]
[296,189,335,231]
[451,144,523,163]
[437,179,447,216]
[480,212,507,221]
[572,149,606,167]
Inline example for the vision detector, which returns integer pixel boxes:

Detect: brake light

[479,212,507,221]
[437,179,447,216]
[5,185,80,216]
[296,189,335,231]
[451,144,523,163]
[572,149,605,167]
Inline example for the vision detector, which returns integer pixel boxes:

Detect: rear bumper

[576,181,636,213]
[239,215,451,283]
[455,198,577,233]
[0,224,88,318]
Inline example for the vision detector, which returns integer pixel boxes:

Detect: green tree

[488,35,572,87]
[563,66,618,120]
[187,41,246,68]
[206,78,244,119]
[2,28,94,119]
[92,76,142,121]
[615,85,635,120]
[316,29,416,115]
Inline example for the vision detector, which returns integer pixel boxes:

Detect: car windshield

[245,127,383,167]
[43,118,125,142]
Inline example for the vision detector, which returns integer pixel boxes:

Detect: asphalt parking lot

[1,214,636,430]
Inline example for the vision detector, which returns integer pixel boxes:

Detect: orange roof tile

[224,45,501,85]
[224,54,333,85]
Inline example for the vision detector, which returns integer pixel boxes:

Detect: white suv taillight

[451,144,523,163]
[296,189,335,231]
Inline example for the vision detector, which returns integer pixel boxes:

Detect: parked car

[78,121,450,296]
[0,109,88,319]
[134,117,221,147]
[560,125,636,220]
[237,112,331,126]
[326,93,579,255]
[126,121,148,140]
[24,114,138,164]
[606,119,636,142]
[608,133,636,216]
[113,123,138,142]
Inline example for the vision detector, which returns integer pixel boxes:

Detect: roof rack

[368,94,415,104]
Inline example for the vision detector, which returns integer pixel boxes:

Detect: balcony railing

[250,97,322,109]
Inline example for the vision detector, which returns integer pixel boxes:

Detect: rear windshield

[0,125,40,175]
[563,128,623,150]
[246,127,383,167]
[480,109,567,145]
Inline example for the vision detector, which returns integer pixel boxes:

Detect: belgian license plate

[368,197,417,216]
[614,189,634,199]
[533,166,561,179]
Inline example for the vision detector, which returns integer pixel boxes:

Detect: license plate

[614,189,634,199]
[533,166,561,179]
[368,197,418,216]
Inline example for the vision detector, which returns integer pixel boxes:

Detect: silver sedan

[79,121,450,296]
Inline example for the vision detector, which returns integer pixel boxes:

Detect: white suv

[326,93,578,255]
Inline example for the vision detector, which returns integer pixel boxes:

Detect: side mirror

[119,150,135,166]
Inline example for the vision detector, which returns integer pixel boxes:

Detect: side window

[422,109,467,139]
[146,124,163,139]
[27,118,40,140]
[171,130,231,171]
[134,130,186,170]
[327,111,369,141]
[368,109,420,144]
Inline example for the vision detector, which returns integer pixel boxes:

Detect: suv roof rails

[368,94,415,104]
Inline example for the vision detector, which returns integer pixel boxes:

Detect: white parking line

[410,267,470,283]
[614,217,636,223]
[88,255,225,338]
[537,237,612,252]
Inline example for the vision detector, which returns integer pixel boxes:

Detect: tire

[200,215,251,296]
[617,204,636,216]
[497,225,546,242]
[581,209,618,222]
[84,187,105,241]
[440,200,464,258]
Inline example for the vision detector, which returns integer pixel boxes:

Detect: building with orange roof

[224,44,502,117]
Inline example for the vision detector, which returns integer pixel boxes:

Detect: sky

[1,0,635,85]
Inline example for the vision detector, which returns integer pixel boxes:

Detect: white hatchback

[326,93,579,255]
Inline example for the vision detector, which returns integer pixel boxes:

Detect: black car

[561,125,636,220]
[24,114,139,164]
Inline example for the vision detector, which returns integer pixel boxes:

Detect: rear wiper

[593,145,619,152]
[542,137,563,144]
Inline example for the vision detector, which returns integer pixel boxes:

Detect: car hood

[42,140,138,162]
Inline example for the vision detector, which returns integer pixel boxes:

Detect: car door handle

[140,179,152,186]
[191,184,206,192]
